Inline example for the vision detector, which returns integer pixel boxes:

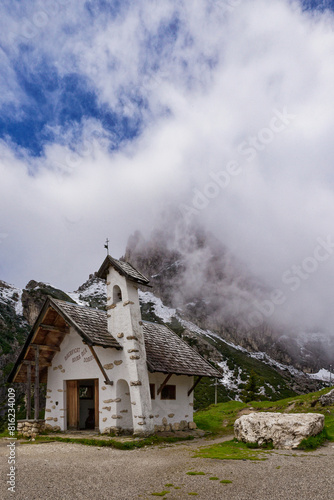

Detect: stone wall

[101,419,197,435]
[17,419,45,438]
[154,419,197,433]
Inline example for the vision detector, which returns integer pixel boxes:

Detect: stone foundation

[17,420,45,438]
[154,420,197,433]
[101,421,197,435]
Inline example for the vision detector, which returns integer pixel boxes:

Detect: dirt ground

[1,435,334,500]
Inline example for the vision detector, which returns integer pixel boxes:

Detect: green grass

[194,387,334,442]
[220,480,233,484]
[195,438,269,461]
[297,429,329,450]
[194,400,246,435]
[246,441,274,450]
[186,471,206,476]
[151,491,170,497]
[209,477,219,480]
[31,434,194,450]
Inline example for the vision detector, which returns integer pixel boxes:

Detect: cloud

[1,0,334,338]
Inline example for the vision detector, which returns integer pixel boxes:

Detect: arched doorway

[116,379,133,432]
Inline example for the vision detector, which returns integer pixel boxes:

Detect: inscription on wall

[64,346,93,364]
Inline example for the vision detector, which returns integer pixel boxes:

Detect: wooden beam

[34,346,39,420]
[23,360,52,368]
[88,345,113,386]
[26,362,31,420]
[39,324,69,333]
[157,373,172,396]
[31,343,60,352]
[187,376,203,397]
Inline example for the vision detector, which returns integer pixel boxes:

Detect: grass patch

[151,491,170,497]
[194,439,269,461]
[194,387,334,449]
[220,480,233,484]
[298,429,329,451]
[209,477,219,480]
[246,441,274,450]
[186,471,206,476]
[33,434,194,450]
[194,400,246,435]
[164,484,173,487]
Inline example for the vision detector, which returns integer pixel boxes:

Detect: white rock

[319,389,334,406]
[234,412,324,449]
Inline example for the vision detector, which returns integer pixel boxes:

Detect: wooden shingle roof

[51,299,120,349]
[97,255,150,285]
[143,321,221,377]
[9,298,221,382]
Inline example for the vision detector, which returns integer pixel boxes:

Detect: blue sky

[1,0,334,335]
[0,1,183,157]
[0,0,332,158]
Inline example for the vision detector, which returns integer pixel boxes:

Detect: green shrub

[298,429,329,450]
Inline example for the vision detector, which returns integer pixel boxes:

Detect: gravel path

[1,436,334,500]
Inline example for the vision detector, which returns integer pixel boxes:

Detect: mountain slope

[124,225,334,373]
[0,265,328,419]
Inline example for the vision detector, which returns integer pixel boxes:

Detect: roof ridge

[52,297,107,313]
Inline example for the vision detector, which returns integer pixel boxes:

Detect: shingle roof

[97,255,150,285]
[142,321,221,377]
[9,298,221,381]
[34,298,221,377]
[51,299,120,349]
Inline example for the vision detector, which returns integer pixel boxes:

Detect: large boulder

[234,412,324,449]
[319,389,334,406]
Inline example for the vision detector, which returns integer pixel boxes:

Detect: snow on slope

[138,290,323,382]
[0,281,23,315]
[309,368,333,382]
[68,279,106,307]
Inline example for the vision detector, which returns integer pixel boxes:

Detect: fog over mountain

[124,218,334,371]
[1,1,334,354]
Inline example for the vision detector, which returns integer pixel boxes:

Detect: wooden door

[94,379,99,430]
[66,380,79,429]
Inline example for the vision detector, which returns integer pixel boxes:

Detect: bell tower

[97,255,153,435]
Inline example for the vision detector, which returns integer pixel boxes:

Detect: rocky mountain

[0,261,330,419]
[124,223,334,374]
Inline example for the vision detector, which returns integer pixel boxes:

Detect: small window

[161,385,176,400]
[113,285,122,304]
[150,384,155,400]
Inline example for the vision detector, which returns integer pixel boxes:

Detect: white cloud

[1,0,334,336]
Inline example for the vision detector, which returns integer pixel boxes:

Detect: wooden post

[26,362,31,420]
[187,376,203,397]
[88,345,113,386]
[157,373,172,396]
[215,379,217,405]
[34,346,39,420]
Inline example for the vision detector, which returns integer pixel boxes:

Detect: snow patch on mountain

[217,360,243,392]
[0,281,23,315]
[138,289,312,380]
[68,278,106,308]
[139,290,176,322]
[309,368,333,382]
